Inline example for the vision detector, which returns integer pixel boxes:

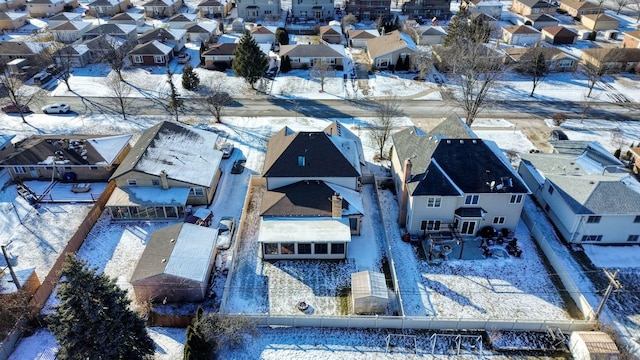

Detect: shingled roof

[366,30,418,59]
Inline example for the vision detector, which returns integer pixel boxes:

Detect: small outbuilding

[351,270,388,314]
[569,331,620,360]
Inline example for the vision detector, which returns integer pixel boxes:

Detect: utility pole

[1,243,21,290]
[595,269,621,320]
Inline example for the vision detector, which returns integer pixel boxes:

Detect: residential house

[0,41,53,64]
[290,0,333,21]
[87,0,130,16]
[390,115,529,236]
[258,121,365,260]
[461,0,503,20]
[185,21,218,42]
[131,223,218,303]
[319,25,343,44]
[279,43,345,69]
[0,135,16,161]
[401,0,451,22]
[109,12,146,28]
[623,30,640,48]
[470,12,497,26]
[347,28,378,47]
[581,47,640,73]
[55,43,91,67]
[511,0,557,16]
[235,0,281,22]
[0,134,132,182]
[202,42,237,69]
[518,141,640,244]
[502,25,541,46]
[541,25,578,44]
[46,11,82,27]
[107,121,223,220]
[129,40,173,65]
[412,26,447,45]
[580,13,619,32]
[50,21,92,42]
[559,0,601,18]
[345,0,392,22]
[167,12,197,29]
[522,13,559,29]
[366,30,418,70]
[27,0,65,17]
[137,27,186,53]
[0,12,28,30]
[0,0,26,10]
[629,147,640,175]
[81,34,127,63]
[250,24,276,43]
[83,23,138,44]
[142,0,182,17]
[197,0,226,18]
[504,47,578,72]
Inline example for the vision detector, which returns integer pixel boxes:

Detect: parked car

[1,102,30,113]
[550,129,568,141]
[42,103,71,114]
[178,53,191,64]
[220,143,234,159]
[216,217,235,250]
[231,159,246,174]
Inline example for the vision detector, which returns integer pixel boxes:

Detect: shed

[351,270,388,314]
[569,331,620,360]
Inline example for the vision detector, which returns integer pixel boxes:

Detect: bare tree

[198,313,257,354]
[166,65,184,122]
[105,73,133,120]
[414,51,433,80]
[0,70,43,123]
[47,42,75,91]
[310,61,333,92]
[581,48,623,98]
[201,76,233,123]
[0,286,33,339]
[515,47,549,97]
[99,36,131,82]
[436,43,504,125]
[614,0,629,13]
[369,95,402,160]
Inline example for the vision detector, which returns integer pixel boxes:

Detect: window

[331,243,345,254]
[548,185,554,195]
[581,235,603,242]
[465,194,479,205]
[421,220,441,231]
[298,156,306,167]
[132,55,143,63]
[544,204,550,212]
[298,243,311,254]
[152,179,160,186]
[587,216,601,223]
[427,197,441,208]
[14,166,26,174]
[628,235,640,242]
[154,55,164,64]
[634,215,640,223]
[510,194,523,204]
[559,59,574,67]
[127,179,137,186]
[281,243,295,254]
[314,243,328,254]
[189,187,205,196]
[264,243,278,255]
[493,216,505,224]
[90,166,98,170]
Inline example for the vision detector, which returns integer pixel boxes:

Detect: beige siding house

[279,43,345,69]
[0,11,27,30]
[87,0,130,16]
[236,0,281,21]
[27,0,65,17]
[290,0,333,20]
[580,13,619,31]
[365,30,418,70]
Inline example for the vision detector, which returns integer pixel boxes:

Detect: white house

[462,0,503,20]
[391,115,530,236]
[518,141,640,244]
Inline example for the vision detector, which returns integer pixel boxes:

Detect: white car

[42,103,71,114]
[216,217,235,250]
[220,143,234,159]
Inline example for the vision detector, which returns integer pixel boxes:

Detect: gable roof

[251,24,275,34]
[323,120,365,165]
[83,34,126,50]
[138,27,186,43]
[262,126,362,178]
[0,12,28,20]
[417,26,447,36]
[202,42,237,56]
[0,135,15,150]
[516,0,556,8]
[48,12,82,21]
[51,20,92,31]
[185,22,217,34]
[198,0,223,5]
[542,25,578,37]
[525,13,559,22]
[582,47,640,62]
[348,29,379,39]
[430,113,476,138]
[0,41,52,55]
[168,12,197,22]
[561,0,600,10]
[366,30,418,58]
[504,47,577,62]
[129,40,173,55]
[88,0,123,6]
[110,121,222,186]
[581,13,618,22]
[110,12,145,21]
[84,23,136,37]
[503,25,541,35]
[319,25,341,36]
[130,223,217,283]
[279,43,346,58]
[142,0,175,7]
[0,134,132,166]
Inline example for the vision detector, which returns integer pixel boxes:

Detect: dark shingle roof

[130,223,182,282]
[129,40,172,55]
[138,27,184,43]
[202,43,237,55]
[260,181,346,217]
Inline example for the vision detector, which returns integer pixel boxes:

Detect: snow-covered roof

[89,134,132,164]
[326,182,364,215]
[164,223,217,282]
[351,270,388,300]
[258,217,351,243]
[0,134,15,148]
[106,186,191,207]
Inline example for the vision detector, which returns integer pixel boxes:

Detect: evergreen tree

[280,55,291,73]
[47,254,154,360]
[232,31,269,89]
[182,63,200,91]
[166,65,184,122]
[444,8,470,46]
[275,27,289,45]
[199,41,206,66]
[184,307,208,360]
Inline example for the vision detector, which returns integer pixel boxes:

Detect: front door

[460,221,476,235]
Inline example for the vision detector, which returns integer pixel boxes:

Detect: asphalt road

[38,95,640,123]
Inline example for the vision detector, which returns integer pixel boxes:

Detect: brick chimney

[159,170,169,190]
[397,158,412,227]
[331,192,342,218]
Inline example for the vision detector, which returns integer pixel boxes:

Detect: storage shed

[351,271,388,314]
[569,331,620,360]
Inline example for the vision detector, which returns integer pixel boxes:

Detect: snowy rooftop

[258,217,351,243]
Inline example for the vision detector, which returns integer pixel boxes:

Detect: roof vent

[161,259,167,263]
[170,238,175,243]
